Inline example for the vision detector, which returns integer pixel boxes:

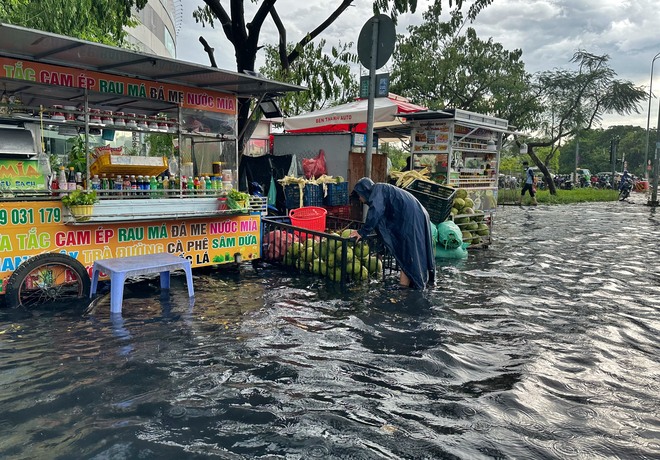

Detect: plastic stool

[90,253,194,314]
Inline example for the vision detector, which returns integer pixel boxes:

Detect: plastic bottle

[67,167,76,190]
[205,176,212,194]
[123,175,131,196]
[187,176,195,194]
[130,175,137,195]
[157,176,164,198]
[193,176,201,194]
[90,174,101,190]
[101,174,109,194]
[150,175,158,196]
[181,175,188,194]
[162,175,169,195]
[75,171,84,190]
[115,175,123,195]
[58,166,67,196]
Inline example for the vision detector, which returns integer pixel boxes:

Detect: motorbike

[618,178,633,201]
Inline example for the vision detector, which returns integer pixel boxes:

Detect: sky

[174,0,660,129]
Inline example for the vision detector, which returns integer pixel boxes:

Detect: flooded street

[1,196,659,459]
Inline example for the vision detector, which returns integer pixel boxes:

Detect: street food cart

[0,23,302,308]
[401,109,510,248]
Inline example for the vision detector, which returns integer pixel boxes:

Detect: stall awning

[0,23,305,98]
[284,96,428,133]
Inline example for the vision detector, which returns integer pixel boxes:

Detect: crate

[261,216,397,287]
[324,182,349,206]
[303,183,323,207]
[284,184,303,209]
[405,179,456,224]
[324,205,351,220]
[90,154,168,177]
[249,195,268,215]
[451,211,493,249]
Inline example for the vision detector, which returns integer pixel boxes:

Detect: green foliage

[61,189,98,207]
[390,9,538,130]
[66,135,87,173]
[145,133,175,157]
[380,143,408,171]
[260,40,358,116]
[498,188,619,205]
[0,0,148,46]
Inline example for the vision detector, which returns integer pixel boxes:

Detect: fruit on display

[266,226,384,283]
[448,187,491,247]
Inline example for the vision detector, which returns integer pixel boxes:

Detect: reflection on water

[1,200,659,459]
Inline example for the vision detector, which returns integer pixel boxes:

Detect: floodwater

[1,196,659,459]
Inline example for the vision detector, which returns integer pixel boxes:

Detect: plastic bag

[302,149,328,179]
[268,176,277,206]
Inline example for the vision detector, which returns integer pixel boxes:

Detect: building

[125,0,182,58]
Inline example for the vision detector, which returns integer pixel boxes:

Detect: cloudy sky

[175,0,660,128]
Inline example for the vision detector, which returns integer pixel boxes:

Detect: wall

[272,133,352,179]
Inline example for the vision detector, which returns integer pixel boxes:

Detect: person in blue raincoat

[349,177,435,289]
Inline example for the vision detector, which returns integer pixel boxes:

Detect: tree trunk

[528,146,557,195]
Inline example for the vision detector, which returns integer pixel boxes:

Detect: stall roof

[0,23,305,98]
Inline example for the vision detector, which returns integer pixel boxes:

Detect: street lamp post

[644,52,660,182]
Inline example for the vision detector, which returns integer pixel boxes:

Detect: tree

[0,0,148,46]
[191,0,494,157]
[524,51,646,194]
[259,40,359,117]
[391,9,539,130]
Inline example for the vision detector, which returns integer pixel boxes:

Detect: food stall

[0,23,303,308]
[401,109,510,248]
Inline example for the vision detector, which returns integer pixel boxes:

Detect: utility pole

[650,103,660,206]
[610,136,619,190]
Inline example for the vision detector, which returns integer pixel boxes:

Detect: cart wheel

[4,253,90,309]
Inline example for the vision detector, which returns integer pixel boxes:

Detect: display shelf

[62,197,252,224]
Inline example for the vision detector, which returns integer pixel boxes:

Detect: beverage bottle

[75,171,84,189]
[57,166,67,196]
[156,176,163,198]
[189,176,196,194]
[150,175,158,196]
[205,176,212,194]
[67,167,76,190]
[181,175,188,194]
[91,174,101,190]
[101,174,109,194]
[162,175,169,193]
[137,175,144,195]
[123,175,131,196]
[50,170,59,194]
[130,175,137,195]
[115,175,124,196]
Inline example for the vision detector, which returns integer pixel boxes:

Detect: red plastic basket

[289,206,328,232]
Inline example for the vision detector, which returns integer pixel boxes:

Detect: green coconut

[453,197,466,210]
[463,198,474,209]
[456,189,468,199]
[365,255,383,274]
[461,230,473,240]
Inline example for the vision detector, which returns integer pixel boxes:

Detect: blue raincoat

[353,177,435,289]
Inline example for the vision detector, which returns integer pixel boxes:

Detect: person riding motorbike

[618,170,633,200]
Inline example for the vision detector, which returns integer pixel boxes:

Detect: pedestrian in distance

[349,177,435,289]
[518,161,538,206]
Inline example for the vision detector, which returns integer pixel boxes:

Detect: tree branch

[199,36,218,68]
[287,0,354,64]
[202,0,234,44]
[269,6,289,70]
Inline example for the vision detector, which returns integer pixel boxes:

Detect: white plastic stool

[90,253,194,313]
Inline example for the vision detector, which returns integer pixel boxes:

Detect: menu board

[412,121,451,153]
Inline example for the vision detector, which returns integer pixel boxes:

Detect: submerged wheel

[4,253,90,309]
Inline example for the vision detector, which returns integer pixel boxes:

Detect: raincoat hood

[353,177,374,202]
